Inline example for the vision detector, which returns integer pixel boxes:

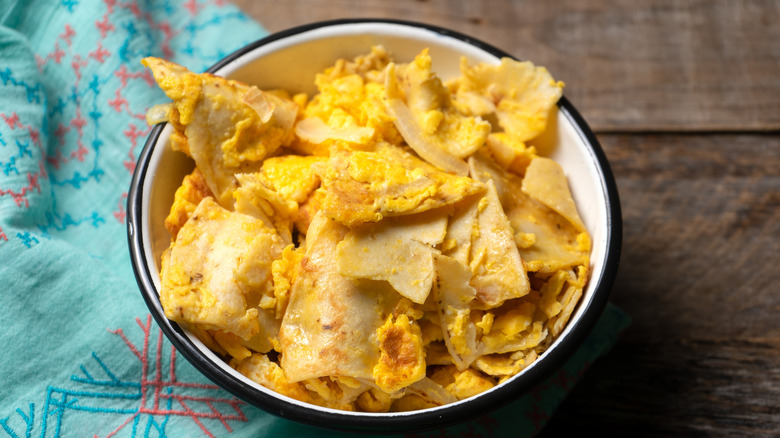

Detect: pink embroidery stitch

[71,54,88,81]
[96,13,115,38]
[35,43,66,69]
[2,112,22,130]
[115,65,155,88]
[123,123,150,172]
[103,0,117,13]
[112,192,127,223]
[108,89,127,113]
[70,108,88,162]
[89,43,111,63]
[105,315,247,437]
[0,166,45,208]
[61,24,76,46]
[184,0,200,16]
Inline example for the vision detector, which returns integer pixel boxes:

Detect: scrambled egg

[319,145,484,227]
[164,167,213,239]
[373,314,426,393]
[147,47,590,413]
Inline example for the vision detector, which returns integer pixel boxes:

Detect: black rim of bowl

[127,18,622,434]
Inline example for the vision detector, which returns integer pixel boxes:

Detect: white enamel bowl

[127,19,622,434]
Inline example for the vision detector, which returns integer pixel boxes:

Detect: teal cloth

[0,1,630,436]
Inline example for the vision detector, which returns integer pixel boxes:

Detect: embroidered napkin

[0,1,630,436]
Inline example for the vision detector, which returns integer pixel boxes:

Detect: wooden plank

[600,133,780,340]
[535,132,780,435]
[231,0,780,132]
[540,337,780,436]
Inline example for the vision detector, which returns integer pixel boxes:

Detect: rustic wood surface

[234,0,780,133]
[232,0,780,435]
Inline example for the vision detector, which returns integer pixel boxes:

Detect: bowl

[127,18,621,434]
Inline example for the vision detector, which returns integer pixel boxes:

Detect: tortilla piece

[522,157,586,232]
[404,377,458,407]
[483,319,547,355]
[233,173,294,247]
[473,352,528,377]
[546,266,588,337]
[337,209,448,304]
[159,197,282,344]
[232,353,315,404]
[485,132,538,176]
[279,212,402,382]
[469,180,531,307]
[441,194,480,266]
[470,153,590,274]
[505,187,590,274]
[295,116,375,145]
[434,254,481,370]
[142,57,298,206]
[320,145,484,227]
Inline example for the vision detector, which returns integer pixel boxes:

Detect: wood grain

[603,133,780,340]
[537,132,780,436]
[540,338,780,437]
[231,0,780,132]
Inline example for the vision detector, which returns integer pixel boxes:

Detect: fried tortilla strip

[469,180,531,307]
[160,198,282,345]
[441,193,480,266]
[337,209,447,304]
[434,254,481,370]
[469,152,589,274]
[473,351,529,377]
[232,353,316,404]
[142,57,298,206]
[401,377,459,408]
[279,212,403,382]
[320,145,484,227]
[467,149,516,206]
[505,181,590,274]
[521,157,586,232]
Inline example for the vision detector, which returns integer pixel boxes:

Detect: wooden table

[232,1,780,435]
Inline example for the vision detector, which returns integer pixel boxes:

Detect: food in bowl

[141,45,591,412]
